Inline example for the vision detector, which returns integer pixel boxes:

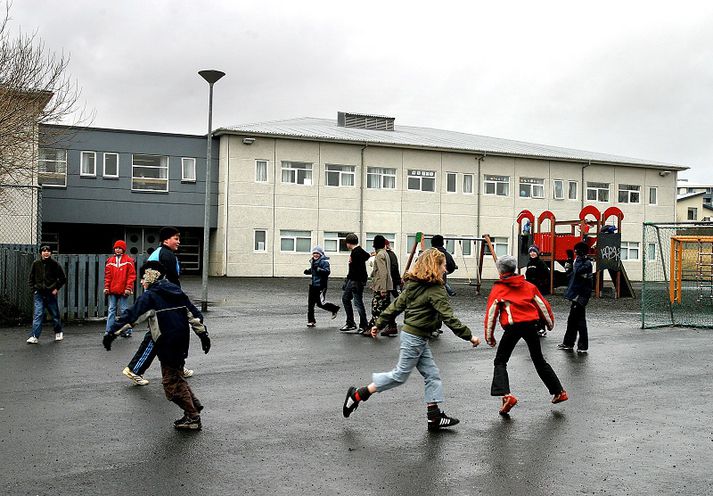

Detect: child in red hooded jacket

[104,240,136,337]
[484,255,568,415]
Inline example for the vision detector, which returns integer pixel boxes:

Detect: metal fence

[642,221,713,328]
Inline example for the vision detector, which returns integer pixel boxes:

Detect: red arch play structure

[517,206,633,298]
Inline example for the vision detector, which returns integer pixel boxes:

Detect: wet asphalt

[1,276,712,496]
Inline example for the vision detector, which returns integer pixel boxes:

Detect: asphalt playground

[1,276,711,495]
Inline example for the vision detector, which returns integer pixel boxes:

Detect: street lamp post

[198,69,225,312]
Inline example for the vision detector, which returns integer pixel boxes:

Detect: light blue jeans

[372,331,444,404]
[30,291,62,338]
[106,294,132,335]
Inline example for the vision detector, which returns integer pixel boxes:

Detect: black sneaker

[331,308,340,320]
[340,324,358,332]
[307,322,316,328]
[557,343,574,351]
[343,386,360,418]
[427,410,460,431]
[174,415,202,430]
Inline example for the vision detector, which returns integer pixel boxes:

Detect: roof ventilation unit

[337,112,395,131]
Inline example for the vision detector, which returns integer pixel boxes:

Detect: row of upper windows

[257,161,660,204]
[37,148,198,192]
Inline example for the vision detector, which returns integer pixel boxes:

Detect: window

[181,157,196,182]
[621,241,640,261]
[281,161,312,185]
[407,169,436,192]
[461,240,473,256]
[324,232,352,253]
[688,208,698,220]
[367,167,396,189]
[463,174,474,194]
[647,243,657,261]
[553,179,564,200]
[649,187,657,205]
[618,184,640,204]
[103,153,119,178]
[325,164,355,187]
[568,180,578,200]
[255,160,268,182]
[586,182,609,202]
[80,151,96,177]
[519,177,545,198]
[280,230,311,252]
[406,234,427,256]
[132,154,168,192]
[484,175,510,196]
[38,148,67,187]
[366,233,396,252]
[254,230,267,252]
[484,237,509,257]
[446,172,457,193]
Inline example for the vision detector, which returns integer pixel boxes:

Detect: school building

[209,111,686,281]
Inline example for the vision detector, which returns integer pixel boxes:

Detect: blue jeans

[106,294,132,335]
[341,279,367,329]
[372,331,444,404]
[30,291,62,338]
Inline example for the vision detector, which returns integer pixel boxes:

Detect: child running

[342,248,480,431]
[484,255,568,415]
[103,261,211,430]
[304,245,340,327]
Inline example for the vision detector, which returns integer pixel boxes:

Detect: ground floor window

[366,233,396,252]
[323,231,352,253]
[280,230,311,252]
[621,241,640,261]
[484,236,509,257]
[254,230,267,252]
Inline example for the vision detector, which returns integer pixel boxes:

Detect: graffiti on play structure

[600,245,620,262]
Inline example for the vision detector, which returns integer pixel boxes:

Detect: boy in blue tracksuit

[558,242,593,354]
[103,261,211,430]
[304,246,340,327]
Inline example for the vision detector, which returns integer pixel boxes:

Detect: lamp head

[199,70,226,84]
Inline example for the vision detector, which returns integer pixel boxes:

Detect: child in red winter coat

[485,255,568,415]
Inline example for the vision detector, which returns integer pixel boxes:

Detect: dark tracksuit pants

[307,285,339,323]
[128,331,157,375]
[491,321,563,396]
[563,301,588,350]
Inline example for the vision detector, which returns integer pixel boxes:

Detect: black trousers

[128,331,157,376]
[307,285,339,323]
[563,301,588,350]
[491,321,563,396]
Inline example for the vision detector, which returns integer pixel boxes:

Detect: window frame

[647,242,657,261]
[407,169,437,193]
[131,153,169,192]
[281,161,313,186]
[103,152,119,179]
[483,175,510,196]
[366,167,397,190]
[80,151,97,177]
[254,229,267,252]
[323,231,353,253]
[279,230,312,253]
[552,179,565,200]
[519,177,545,199]
[617,184,641,204]
[324,164,356,188]
[366,232,396,252]
[463,173,474,194]
[37,147,68,188]
[688,207,698,221]
[586,182,610,203]
[568,180,578,201]
[648,186,658,205]
[484,236,510,257]
[181,157,197,183]
[446,172,457,193]
[621,241,640,261]
[255,159,269,183]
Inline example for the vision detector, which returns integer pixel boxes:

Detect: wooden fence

[0,248,147,322]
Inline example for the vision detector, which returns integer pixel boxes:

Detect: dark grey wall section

[40,125,219,228]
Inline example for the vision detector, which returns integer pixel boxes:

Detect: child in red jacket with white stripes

[485,255,568,415]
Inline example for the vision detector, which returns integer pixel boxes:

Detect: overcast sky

[11,0,713,181]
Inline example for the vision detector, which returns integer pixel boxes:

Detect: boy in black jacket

[558,242,593,354]
[104,261,211,430]
[27,245,67,344]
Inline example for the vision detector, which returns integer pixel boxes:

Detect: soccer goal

[642,221,713,328]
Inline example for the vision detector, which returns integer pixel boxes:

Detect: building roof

[677,191,706,201]
[216,116,687,170]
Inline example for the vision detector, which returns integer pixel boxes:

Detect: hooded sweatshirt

[307,246,331,289]
[484,274,554,344]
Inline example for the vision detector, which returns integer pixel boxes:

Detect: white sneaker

[54,332,64,341]
[26,336,39,344]
[182,367,194,378]
[122,367,149,386]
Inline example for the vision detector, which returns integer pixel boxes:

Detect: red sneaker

[499,394,518,415]
[552,391,568,404]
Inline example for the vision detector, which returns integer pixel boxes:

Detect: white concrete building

[210,112,686,281]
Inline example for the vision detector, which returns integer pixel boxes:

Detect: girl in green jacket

[342,248,480,431]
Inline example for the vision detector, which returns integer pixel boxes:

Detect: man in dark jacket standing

[340,233,370,332]
[558,242,593,354]
[27,245,66,344]
[104,261,211,431]
[431,235,457,296]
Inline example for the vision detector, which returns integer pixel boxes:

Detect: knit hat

[139,261,165,286]
[312,245,325,257]
[113,240,127,251]
[528,245,540,255]
[159,226,180,243]
[373,235,386,250]
[431,234,444,248]
[496,255,517,275]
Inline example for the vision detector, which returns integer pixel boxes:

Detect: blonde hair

[405,248,445,285]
